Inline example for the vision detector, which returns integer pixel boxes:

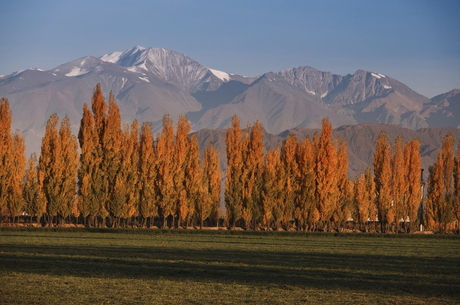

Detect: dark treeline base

[1,213,458,234]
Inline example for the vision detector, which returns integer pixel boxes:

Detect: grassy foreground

[0,229,459,304]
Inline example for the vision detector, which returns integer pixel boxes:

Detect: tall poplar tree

[102,92,122,220]
[271,148,288,230]
[38,114,63,225]
[391,136,406,231]
[333,139,350,230]
[76,84,108,226]
[58,116,79,223]
[8,131,26,222]
[315,118,338,231]
[156,114,175,227]
[91,84,108,223]
[111,122,138,226]
[354,172,369,231]
[0,98,12,218]
[262,148,278,230]
[174,114,191,228]
[441,134,455,226]
[24,153,40,223]
[126,120,139,221]
[78,103,97,225]
[426,151,445,231]
[404,139,422,232]
[366,166,378,228]
[295,136,317,231]
[373,131,392,232]
[139,122,157,226]
[203,141,221,226]
[240,124,251,228]
[242,121,264,229]
[453,141,460,233]
[281,134,298,229]
[187,134,208,228]
[225,115,244,228]
[111,126,130,226]
[92,83,106,143]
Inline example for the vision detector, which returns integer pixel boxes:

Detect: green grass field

[0,229,459,304]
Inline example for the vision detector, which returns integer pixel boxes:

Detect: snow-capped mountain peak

[100,46,231,92]
[100,45,148,68]
[53,56,105,77]
[99,51,123,64]
[209,68,230,81]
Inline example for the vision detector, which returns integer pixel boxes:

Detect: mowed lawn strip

[0,229,459,304]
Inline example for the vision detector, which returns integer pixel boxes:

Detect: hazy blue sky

[1,0,459,97]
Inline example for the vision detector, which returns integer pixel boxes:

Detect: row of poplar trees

[225,115,460,233]
[425,133,460,233]
[368,131,459,233]
[225,115,357,232]
[224,115,355,232]
[0,84,221,228]
[1,83,459,232]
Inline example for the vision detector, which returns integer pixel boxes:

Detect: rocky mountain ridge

[0,45,458,159]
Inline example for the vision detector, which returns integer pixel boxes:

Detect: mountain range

[0,45,458,175]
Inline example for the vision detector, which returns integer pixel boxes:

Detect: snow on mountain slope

[100,46,228,93]
[209,69,230,81]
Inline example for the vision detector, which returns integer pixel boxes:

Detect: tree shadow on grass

[1,243,459,301]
